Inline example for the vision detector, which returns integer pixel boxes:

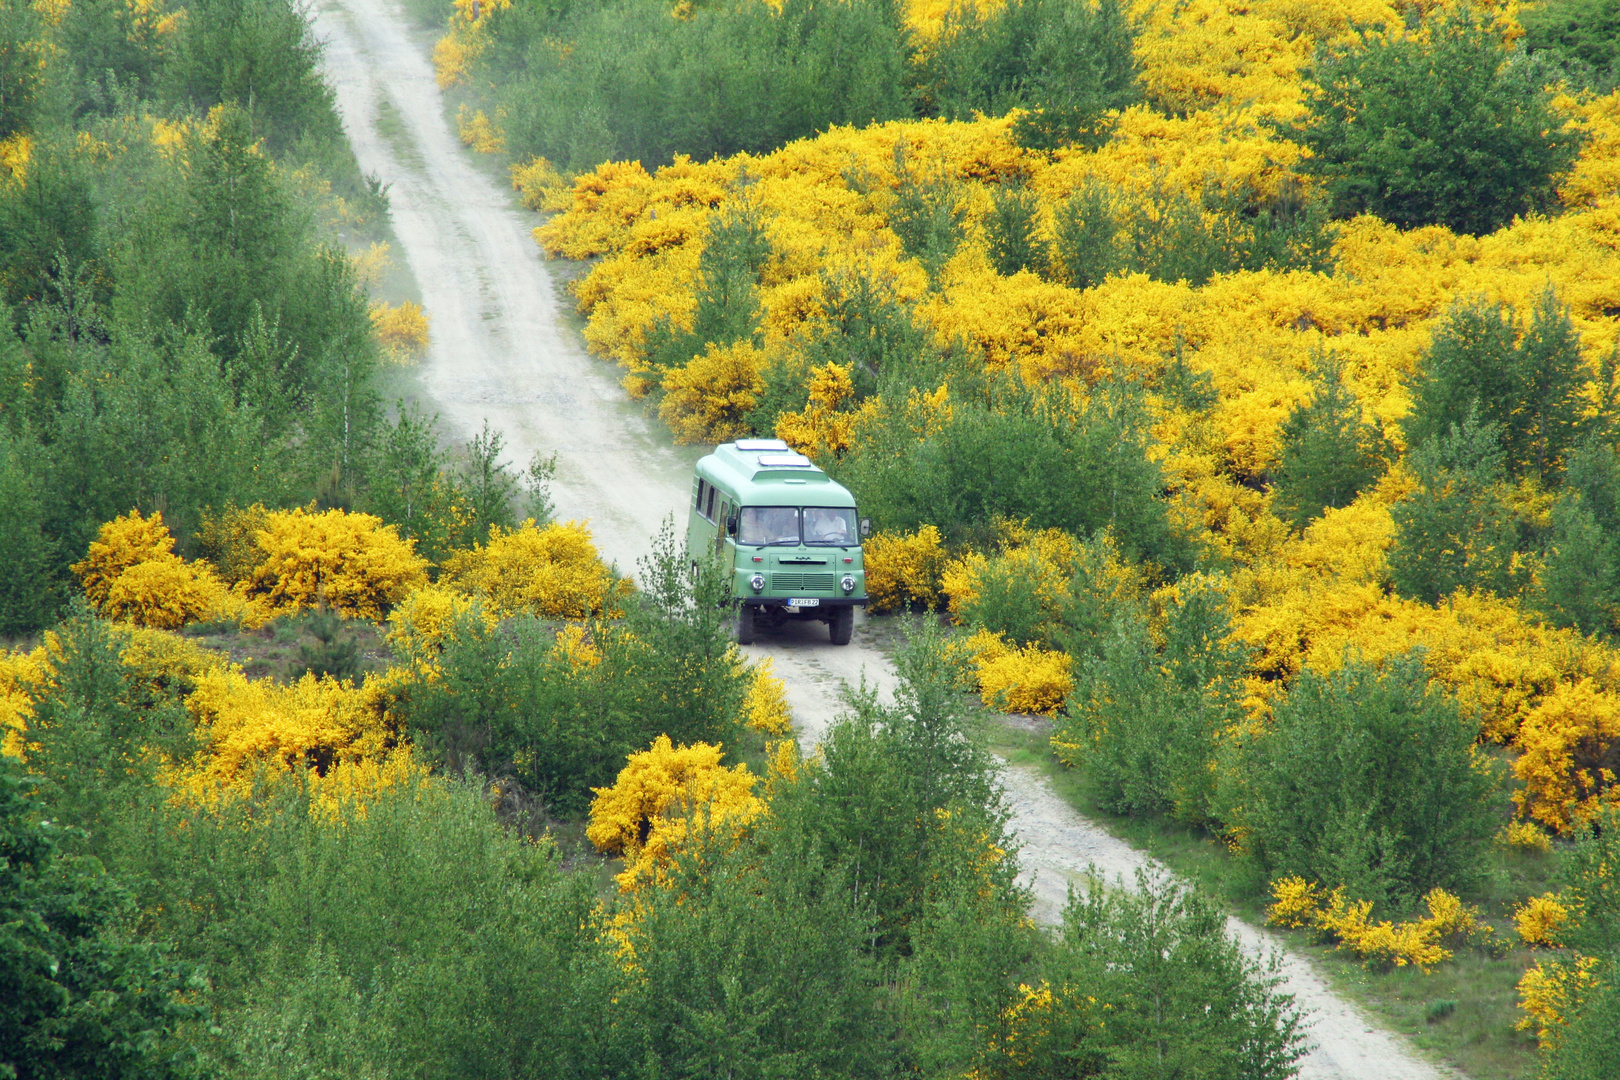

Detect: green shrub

[1054,577,1247,826]
[1298,8,1583,235]
[479,0,911,172]
[1271,356,1389,529]
[1040,871,1304,1080]
[1226,656,1499,908]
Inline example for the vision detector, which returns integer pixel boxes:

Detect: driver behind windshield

[804,507,853,545]
[739,506,801,545]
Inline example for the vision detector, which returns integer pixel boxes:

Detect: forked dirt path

[311,3,1446,1075]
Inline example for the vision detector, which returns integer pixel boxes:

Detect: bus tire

[736,603,756,645]
[829,605,853,646]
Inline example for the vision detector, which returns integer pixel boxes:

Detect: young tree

[985,183,1045,277]
[1031,872,1304,1080]
[1389,414,1518,603]
[1271,358,1388,528]
[0,436,55,634]
[1299,8,1583,235]
[1228,656,1499,908]
[0,756,208,1080]
[1534,494,1615,635]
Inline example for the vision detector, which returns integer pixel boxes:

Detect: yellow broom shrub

[658,340,766,445]
[1513,679,1620,833]
[72,510,230,629]
[440,519,621,619]
[1517,955,1603,1046]
[961,629,1073,716]
[586,734,765,892]
[1265,877,1488,972]
[1515,893,1571,948]
[863,524,947,613]
[742,656,792,736]
[242,507,429,623]
[370,299,431,361]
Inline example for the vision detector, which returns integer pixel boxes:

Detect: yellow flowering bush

[178,667,397,786]
[1496,819,1553,852]
[961,629,1073,716]
[370,299,431,361]
[0,645,47,759]
[863,524,947,613]
[455,104,504,154]
[1512,679,1620,833]
[1515,893,1571,948]
[72,511,230,629]
[774,361,870,460]
[1517,955,1603,1046]
[385,584,496,657]
[586,734,765,892]
[1265,877,1488,972]
[440,519,622,619]
[510,155,569,212]
[241,507,429,623]
[658,340,766,444]
[742,657,792,736]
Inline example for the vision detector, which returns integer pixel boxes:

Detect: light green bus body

[685,440,867,644]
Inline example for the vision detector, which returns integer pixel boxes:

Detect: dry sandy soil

[312,3,1448,1074]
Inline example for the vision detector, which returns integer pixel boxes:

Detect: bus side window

[706,486,717,521]
[695,479,705,510]
[719,501,730,533]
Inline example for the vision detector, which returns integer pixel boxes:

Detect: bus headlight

[750,573,766,593]
[840,575,857,594]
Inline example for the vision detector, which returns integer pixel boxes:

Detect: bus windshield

[737,506,858,546]
[802,507,857,546]
[738,507,801,546]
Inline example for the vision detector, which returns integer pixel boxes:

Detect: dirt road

[311,2,1447,1075]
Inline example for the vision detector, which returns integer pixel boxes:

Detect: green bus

[686,439,870,645]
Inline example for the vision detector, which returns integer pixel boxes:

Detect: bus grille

[772,573,837,592]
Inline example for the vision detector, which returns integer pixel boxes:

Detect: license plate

[786,598,820,609]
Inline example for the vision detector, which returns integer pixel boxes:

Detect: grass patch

[984,717,1553,1080]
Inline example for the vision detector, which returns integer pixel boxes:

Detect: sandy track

[311,3,1447,1075]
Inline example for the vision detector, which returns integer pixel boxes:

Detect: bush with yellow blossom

[863,524,947,613]
[586,734,765,892]
[440,519,623,618]
[72,510,230,629]
[241,507,429,624]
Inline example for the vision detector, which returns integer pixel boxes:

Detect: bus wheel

[829,605,853,646]
[736,604,756,645]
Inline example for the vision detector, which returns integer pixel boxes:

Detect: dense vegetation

[510,0,1620,1073]
[0,0,534,637]
[7,0,1620,1076]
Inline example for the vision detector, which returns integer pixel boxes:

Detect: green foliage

[1045,175,1334,291]
[0,1,43,139]
[1541,969,1620,1080]
[835,377,1188,567]
[615,833,894,1078]
[1040,872,1305,1080]
[645,199,769,372]
[0,435,55,634]
[405,524,747,812]
[1520,0,1620,92]
[1389,414,1519,604]
[293,609,364,682]
[1227,656,1499,909]
[768,618,1019,960]
[1298,9,1583,235]
[985,182,1044,277]
[1272,356,1389,528]
[1533,493,1615,634]
[1560,806,1620,955]
[914,0,1141,150]
[160,0,343,154]
[889,145,967,284]
[1406,288,1589,484]
[0,755,208,1080]
[1056,577,1247,825]
[479,0,911,173]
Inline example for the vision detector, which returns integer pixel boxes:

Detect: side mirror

[727,511,740,536]
[859,517,872,538]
